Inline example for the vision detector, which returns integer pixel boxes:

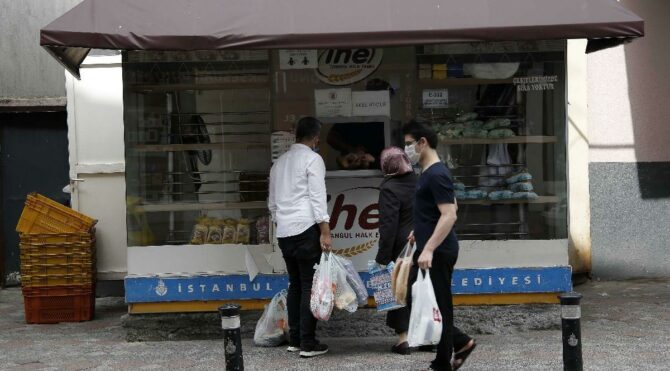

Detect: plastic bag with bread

[391,243,416,305]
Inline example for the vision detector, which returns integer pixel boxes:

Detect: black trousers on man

[277,225,322,348]
[409,250,472,371]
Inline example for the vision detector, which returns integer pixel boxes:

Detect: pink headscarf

[380,147,413,177]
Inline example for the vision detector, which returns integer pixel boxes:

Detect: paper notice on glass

[245,247,260,282]
[271,131,295,162]
[314,88,352,117]
[422,89,449,108]
[279,49,318,70]
[352,91,390,117]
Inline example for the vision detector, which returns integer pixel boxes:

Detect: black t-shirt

[414,162,459,255]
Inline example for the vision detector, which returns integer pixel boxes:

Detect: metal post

[219,304,244,371]
[559,292,583,371]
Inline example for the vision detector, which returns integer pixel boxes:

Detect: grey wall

[588,2,670,279]
[590,162,670,279]
[0,0,83,100]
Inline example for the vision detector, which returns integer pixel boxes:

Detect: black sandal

[391,341,411,355]
[452,340,477,370]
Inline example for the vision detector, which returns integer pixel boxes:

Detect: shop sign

[314,88,352,117]
[422,89,449,108]
[513,75,558,91]
[352,91,390,117]
[124,266,572,302]
[327,178,381,271]
[279,49,318,70]
[316,48,383,86]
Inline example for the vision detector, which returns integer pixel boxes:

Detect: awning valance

[40,0,644,78]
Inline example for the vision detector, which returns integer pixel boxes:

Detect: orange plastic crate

[16,193,97,234]
[22,285,95,324]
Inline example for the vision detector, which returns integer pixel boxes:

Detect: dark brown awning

[41,0,644,78]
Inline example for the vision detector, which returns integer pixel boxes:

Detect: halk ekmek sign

[326,178,382,270]
[125,267,573,303]
[316,48,383,86]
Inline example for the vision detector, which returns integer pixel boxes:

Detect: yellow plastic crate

[19,231,95,245]
[21,263,94,278]
[20,251,95,266]
[19,239,96,256]
[21,273,95,287]
[16,193,97,234]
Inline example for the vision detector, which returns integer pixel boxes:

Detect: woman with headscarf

[375,147,417,355]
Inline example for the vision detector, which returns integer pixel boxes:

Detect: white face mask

[404,143,420,165]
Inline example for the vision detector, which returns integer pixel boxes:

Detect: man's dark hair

[402,120,438,149]
[295,117,322,142]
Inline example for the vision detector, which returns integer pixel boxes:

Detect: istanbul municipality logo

[155,279,168,296]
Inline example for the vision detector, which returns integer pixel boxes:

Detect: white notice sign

[314,88,352,117]
[422,89,449,108]
[279,49,318,70]
[352,91,390,117]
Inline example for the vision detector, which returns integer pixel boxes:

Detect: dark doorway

[0,112,69,287]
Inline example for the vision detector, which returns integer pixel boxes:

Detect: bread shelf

[137,201,267,213]
[457,196,559,205]
[441,136,557,145]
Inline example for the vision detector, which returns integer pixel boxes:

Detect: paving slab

[0,278,668,370]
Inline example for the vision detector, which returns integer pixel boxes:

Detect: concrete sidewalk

[0,278,668,370]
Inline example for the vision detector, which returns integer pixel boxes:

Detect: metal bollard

[559,292,583,371]
[219,304,244,371]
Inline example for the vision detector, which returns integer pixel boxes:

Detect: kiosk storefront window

[122,41,568,246]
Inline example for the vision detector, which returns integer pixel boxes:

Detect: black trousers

[278,225,322,348]
[408,251,472,371]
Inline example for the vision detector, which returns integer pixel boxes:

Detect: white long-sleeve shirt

[268,143,330,238]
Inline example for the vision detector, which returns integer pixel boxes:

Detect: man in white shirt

[268,117,332,358]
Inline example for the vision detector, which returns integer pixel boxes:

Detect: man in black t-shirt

[403,121,476,371]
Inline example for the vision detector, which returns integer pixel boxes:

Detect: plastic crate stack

[16,193,98,324]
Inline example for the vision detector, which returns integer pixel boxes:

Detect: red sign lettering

[329,193,380,231]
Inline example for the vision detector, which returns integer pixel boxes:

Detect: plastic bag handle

[405,242,416,259]
[417,268,429,282]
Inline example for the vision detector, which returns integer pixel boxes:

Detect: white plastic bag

[332,254,368,305]
[310,253,336,321]
[253,289,289,347]
[334,264,358,313]
[407,269,443,347]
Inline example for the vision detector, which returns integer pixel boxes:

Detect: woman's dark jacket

[375,172,418,265]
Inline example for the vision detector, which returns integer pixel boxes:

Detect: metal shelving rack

[415,48,561,241]
[125,53,272,245]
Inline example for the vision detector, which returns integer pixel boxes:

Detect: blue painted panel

[451,266,572,294]
[125,266,572,303]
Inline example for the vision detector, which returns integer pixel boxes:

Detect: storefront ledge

[122,298,560,342]
[128,300,268,314]
[127,293,558,315]
[455,293,560,305]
